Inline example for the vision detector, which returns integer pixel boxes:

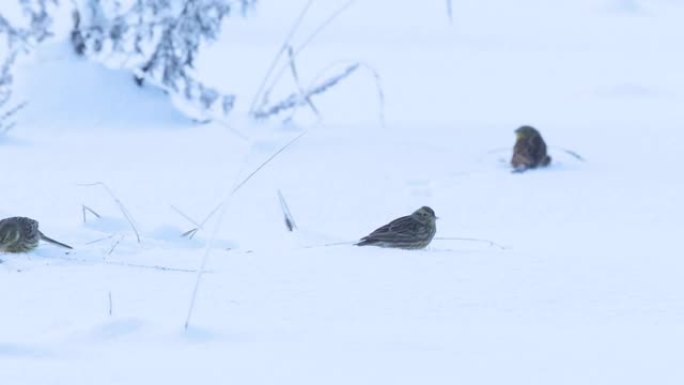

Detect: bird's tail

[39,232,73,249]
[355,238,372,246]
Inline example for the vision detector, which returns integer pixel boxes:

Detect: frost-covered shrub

[0,0,56,132]
[71,0,256,121]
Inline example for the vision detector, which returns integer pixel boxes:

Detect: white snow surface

[2,0,684,383]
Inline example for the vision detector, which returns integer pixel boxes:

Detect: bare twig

[82,205,101,223]
[79,182,141,243]
[277,190,297,232]
[435,236,508,250]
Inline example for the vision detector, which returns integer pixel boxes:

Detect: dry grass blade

[289,0,357,63]
[182,131,308,238]
[0,101,27,134]
[446,0,454,24]
[256,60,385,125]
[308,61,386,127]
[549,146,586,162]
[253,64,360,119]
[231,131,308,194]
[82,205,101,223]
[435,236,508,250]
[183,132,308,330]
[365,64,386,127]
[182,228,199,238]
[248,0,315,115]
[44,253,200,273]
[182,202,224,239]
[253,0,357,117]
[301,241,354,249]
[107,234,125,256]
[105,261,199,273]
[183,126,311,330]
[170,204,202,234]
[79,182,141,243]
[184,196,230,330]
[277,190,297,232]
[86,234,115,245]
[288,45,319,116]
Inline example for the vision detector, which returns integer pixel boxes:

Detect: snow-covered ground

[2,0,684,383]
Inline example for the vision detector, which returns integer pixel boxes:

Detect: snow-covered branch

[71,0,256,121]
[0,0,57,133]
[252,63,360,120]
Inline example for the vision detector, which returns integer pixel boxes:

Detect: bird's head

[515,125,540,140]
[412,206,437,223]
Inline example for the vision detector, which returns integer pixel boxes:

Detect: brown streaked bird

[511,125,551,172]
[0,217,73,253]
[356,206,437,249]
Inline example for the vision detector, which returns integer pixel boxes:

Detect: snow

[2,0,684,383]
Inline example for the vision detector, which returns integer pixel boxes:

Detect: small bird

[0,217,73,253]
[511,125,552,172]
[356,206,437,249]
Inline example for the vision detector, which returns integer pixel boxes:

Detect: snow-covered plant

[71,0,256,121]
[248,1,384,125]
[0,0,56,133]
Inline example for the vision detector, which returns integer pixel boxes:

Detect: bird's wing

[527,135,543,158]
[512,138,536,168]
[516,139,534,158]
[363,216,420,239]
[0,226,20,246]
